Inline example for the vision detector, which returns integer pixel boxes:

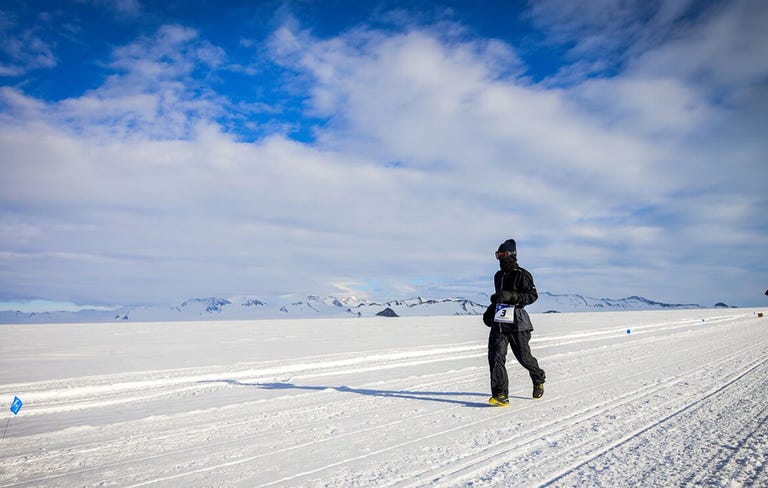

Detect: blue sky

[1,0,766,311]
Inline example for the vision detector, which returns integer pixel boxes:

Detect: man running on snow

[483,239,546,406]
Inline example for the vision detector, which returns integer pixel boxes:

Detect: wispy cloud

[0,9,57,76]
[78,0,143,17]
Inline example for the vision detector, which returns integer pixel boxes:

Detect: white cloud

[629,0,768,91]
[1,86,463,302]
[525,0,701,79]
[268,23,671,223]
[1,4,766,307]
[0,13,57,76]
[10,24,233,141]
[262,6,766,304]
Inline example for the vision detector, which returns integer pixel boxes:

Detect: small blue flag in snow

[626,328,631,334]
[10,397,22,415]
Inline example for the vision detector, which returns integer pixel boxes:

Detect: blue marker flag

[10,396,22,415]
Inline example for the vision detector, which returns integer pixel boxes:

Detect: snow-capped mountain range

[0,292,732,324]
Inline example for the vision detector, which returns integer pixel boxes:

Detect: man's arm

[517,269,538,306]
[498,270,538,306]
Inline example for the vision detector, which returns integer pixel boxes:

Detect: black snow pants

[488,323,546,398]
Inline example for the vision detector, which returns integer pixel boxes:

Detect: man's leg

[509,330,546,385]
[488,325,510,398]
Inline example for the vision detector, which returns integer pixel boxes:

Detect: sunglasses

[495,250,516,259]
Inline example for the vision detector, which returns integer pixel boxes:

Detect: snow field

[0,309,766,487]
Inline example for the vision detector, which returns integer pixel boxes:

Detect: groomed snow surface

[1,308,766,487]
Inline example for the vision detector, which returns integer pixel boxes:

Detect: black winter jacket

[493,266,538,307]
[483,263,538,331]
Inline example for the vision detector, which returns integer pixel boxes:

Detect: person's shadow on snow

[203,380,526,407]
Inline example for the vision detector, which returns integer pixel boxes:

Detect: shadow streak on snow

[200,379,507,408]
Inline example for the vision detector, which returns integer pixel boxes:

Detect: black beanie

[498,239,517,256]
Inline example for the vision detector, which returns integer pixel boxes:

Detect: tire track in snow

[160,331,765,488]
[390,339,768,488]
[518,353,768,487]
[1,326,652,486]
[9,312,748,417]
[683,402,768,487]
[7,313,745,402]
[538,357,768,487]
[0,368,485,487]
[0,313,756,487]
[3,343,487,416]
[679,385,768,487]
[0,362,497,488]
[531,312,748,348]
[4,334,656,488]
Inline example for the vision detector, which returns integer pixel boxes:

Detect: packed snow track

[1,309,766,487]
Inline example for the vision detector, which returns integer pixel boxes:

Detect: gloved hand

[482,303,496,327]
[498,290,522,305]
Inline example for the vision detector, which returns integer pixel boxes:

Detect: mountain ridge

[0,292,728,324]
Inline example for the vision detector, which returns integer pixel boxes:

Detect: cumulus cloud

[263,2,767,303]
[267,24,670,234]
[1,1,766,307]
[16,24,233,141]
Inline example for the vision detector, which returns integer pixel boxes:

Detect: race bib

[494,304,516,324]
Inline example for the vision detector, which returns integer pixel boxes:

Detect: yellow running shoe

[489,395,509,407]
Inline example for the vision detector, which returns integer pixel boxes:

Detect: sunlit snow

[1,308,766,486]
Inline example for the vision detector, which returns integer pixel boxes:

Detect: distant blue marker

[2,396,23,444]
[10,397,22,415]
[626,328,631,334]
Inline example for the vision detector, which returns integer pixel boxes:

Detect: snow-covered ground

[1,308,766,487]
